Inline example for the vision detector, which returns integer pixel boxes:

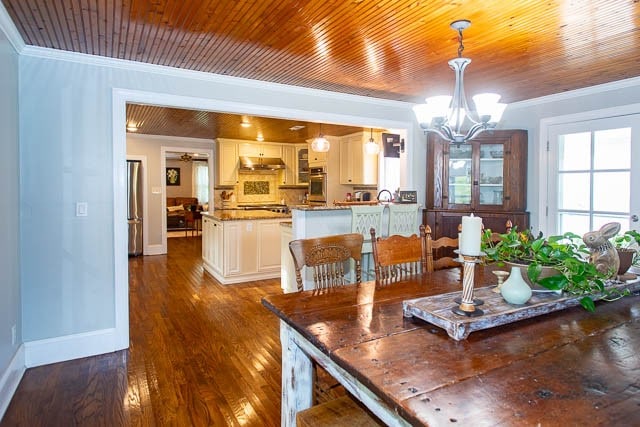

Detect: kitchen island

[282,204,404,292]
[202,210,291,285]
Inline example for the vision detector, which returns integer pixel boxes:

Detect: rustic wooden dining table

[261,266,640,426]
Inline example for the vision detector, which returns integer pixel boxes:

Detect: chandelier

[412,20,507,144]
[180,153,193,162]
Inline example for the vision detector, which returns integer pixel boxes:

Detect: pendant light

[412,20,507,144]
[365,128,380,155]
[311,124,330,152]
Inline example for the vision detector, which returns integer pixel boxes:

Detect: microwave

[308,166,327,203]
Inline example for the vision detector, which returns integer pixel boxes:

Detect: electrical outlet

[11,325,16,345]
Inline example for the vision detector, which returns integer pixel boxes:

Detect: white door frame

[538,103,640,235]
[160,145,214,253]
[112,87,413,349]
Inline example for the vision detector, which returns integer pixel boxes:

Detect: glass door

[548,114,640,235]
[478,143,505,207]
[297,147,309,184]
[447,144,472,207]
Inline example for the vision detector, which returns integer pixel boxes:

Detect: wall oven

[308,166,327,204]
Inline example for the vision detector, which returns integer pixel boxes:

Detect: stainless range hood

[239,156,286,171]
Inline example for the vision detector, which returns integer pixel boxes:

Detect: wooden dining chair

[483,219,514,243]
[425,225,460,272]
[370,225,427,285]
[289,233,364,291]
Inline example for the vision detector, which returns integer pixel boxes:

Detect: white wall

[18,48,413,358]
[0,21,23,417]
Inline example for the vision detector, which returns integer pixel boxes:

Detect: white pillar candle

[460,214,483,256]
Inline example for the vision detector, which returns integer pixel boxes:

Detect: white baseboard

[24,328,127,368]
[0,344,25,420]
[145,244,165,256]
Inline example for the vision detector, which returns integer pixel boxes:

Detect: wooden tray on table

[403,278,640,341]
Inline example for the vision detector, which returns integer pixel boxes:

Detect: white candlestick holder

[452,251,485,317]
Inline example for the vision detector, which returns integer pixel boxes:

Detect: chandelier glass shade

[412,20,507,144]
[311,124,330,152]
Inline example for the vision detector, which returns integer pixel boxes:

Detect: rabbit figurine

[582,222,621,278]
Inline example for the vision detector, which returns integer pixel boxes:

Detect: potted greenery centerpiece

[482,227,628,312]
[611,230,640,276]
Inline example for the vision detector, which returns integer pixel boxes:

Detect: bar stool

[387,203,421,237]
[350,205,384,279]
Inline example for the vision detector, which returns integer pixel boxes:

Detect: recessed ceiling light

[126,121,139,132]
[289,125,305,131]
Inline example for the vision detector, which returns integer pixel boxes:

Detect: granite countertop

[279,221,293,228]
[290,205,351,211]
[202,210,292,221]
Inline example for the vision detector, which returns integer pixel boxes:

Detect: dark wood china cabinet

[423,129,530,239]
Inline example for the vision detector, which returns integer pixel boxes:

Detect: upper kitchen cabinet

[238,142,282,158]
[424,130,529,239]
[339,132,378,186]
[280,144,308,187]
[308,147,327,166]
[216,139,239,186]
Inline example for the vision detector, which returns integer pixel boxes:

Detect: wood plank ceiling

[4,0,639,141]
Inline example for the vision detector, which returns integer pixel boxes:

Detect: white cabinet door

[281,145,296,186]
[202,216,223,275]
[238,142,282,158]
[340,137,356,184]
[212,219,223,274]
[238,142,262,157]
[217,140,238,186]
[202,216,212,264]
[308,146,327,166]
[261,143,282,158]
[223,222,243,275]
[257,220,283,272]
[339,133,378,185]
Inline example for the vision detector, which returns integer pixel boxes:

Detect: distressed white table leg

[280,319,313,427]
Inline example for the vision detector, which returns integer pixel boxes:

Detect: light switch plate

[76,202,88,216]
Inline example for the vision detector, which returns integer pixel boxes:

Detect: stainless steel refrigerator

[127,160,143,256]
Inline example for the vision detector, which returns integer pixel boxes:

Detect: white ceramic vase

[501,266,532,305]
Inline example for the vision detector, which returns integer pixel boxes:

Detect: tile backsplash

[213,172,308,208]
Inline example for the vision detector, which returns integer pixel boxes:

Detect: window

[193,161,209,203]
[547,114,640,236]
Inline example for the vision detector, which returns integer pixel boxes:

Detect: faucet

[377,189,393,203]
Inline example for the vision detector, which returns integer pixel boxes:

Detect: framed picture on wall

[166,167,181,186]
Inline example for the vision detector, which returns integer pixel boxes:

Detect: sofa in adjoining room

[166,197,199,230]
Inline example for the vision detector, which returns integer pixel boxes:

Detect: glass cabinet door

[478,143,505,206]
[448,144,473,205]
[298,148,309,184]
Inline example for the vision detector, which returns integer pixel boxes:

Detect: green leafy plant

[611,230,640,267]
[482,227,627,312]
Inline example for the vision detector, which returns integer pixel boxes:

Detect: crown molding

[20,45,412,110]
[508,76,640,110]
[0,1,25,53]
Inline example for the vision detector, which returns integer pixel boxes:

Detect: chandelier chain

[457,28,465,58]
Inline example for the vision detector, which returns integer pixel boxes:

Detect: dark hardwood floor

[2,237,288,426]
